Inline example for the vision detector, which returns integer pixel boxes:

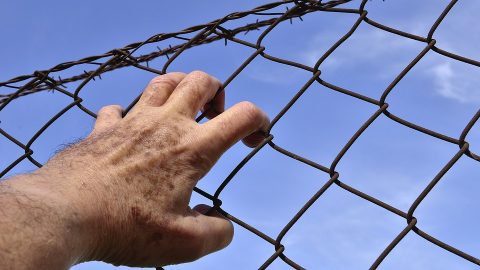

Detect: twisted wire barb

[1,0,479,269]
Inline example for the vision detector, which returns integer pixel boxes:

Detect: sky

[1,0,479,269]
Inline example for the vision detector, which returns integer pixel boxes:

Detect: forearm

[0,173,87,270]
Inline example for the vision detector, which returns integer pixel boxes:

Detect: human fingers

[176,204,233,262]
[92,105,123,134]
[164,71,222,119]
[199,101,270,157]
[136,72,187,108]
[201,90,225,120]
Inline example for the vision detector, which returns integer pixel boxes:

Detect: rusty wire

[1,0,479,269]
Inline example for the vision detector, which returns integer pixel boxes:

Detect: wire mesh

[1,0,479,269]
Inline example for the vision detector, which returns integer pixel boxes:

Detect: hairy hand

[36,71,269,267]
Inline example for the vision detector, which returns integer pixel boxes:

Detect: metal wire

[1,0,479,269]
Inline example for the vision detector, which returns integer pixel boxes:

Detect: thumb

[180,204,234,261]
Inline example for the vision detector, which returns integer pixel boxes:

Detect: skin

[0,71,270,269]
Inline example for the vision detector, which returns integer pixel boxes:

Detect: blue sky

[1,0,479,269]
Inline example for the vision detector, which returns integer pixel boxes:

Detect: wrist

[35,162,133,264]
[5,172,93,266]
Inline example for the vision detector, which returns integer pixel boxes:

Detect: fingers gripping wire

[1,0,479,268]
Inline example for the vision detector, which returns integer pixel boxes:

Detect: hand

[33,71,270,267]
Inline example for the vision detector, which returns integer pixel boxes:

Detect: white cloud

[299,25,480,104]
[297,10,431,73]
[427,61,480,104]
[301,29,417,68]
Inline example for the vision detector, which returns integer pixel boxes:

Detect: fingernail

[194,204,212,215]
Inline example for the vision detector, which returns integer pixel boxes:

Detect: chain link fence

[1,0,479,269]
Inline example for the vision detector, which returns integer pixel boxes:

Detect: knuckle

[149,75,164,85]
[169,71,187,77]
[190,70,220,88]
[237,101,262,123]
[99,105,122,115]
[186,83,203,104]
[189,70,210,80]
[148,74,180,90]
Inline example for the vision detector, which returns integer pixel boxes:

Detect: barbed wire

[1,0,479,269]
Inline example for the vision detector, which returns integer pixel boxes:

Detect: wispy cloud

[301,27,419,76]
[300,29,417,70]
[427,61,480,104]
[300,23,480,104]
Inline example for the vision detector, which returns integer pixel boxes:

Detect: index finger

[164,71,222,119]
